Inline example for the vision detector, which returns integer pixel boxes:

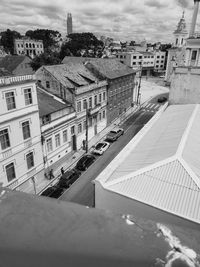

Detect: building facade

[14,37,44,58]
[36,63,107,150]
[0,75,44,192]
[154,51,166,71]
[37,88,76,169]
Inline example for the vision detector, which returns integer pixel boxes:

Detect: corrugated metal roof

[106,104,195,183]
[109,160,200,223]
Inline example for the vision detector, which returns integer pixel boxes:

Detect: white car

[92,141,110,155]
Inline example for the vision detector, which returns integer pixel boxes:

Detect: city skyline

[0,0,198,43]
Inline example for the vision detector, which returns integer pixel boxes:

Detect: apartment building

[154,51,166,71]
[0,75,44,191]
[36,63,107,150]
[14,37,44,58]
[37,87,76,169]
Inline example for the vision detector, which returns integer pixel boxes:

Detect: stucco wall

[169,67,200,104]
[95,182,200,230]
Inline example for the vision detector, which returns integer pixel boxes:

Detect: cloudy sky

[0,0,198,42]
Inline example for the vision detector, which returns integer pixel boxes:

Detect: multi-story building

[0,75,44,192]
[37,87,76,169]
[154,51,166,71]
[36,63,107,150]
[116,51,155,76]
[14,37,44,58]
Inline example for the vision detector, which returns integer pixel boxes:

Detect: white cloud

[0,0,197,42]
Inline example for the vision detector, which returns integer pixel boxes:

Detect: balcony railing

[0,75,35,86]
[88,104,101,116]
[2,148,12,159]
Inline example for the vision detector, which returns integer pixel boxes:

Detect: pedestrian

[49,169,54,179]
[61,167,64,175]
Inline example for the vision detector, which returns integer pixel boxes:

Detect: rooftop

[37,87,72,117]
[0,55,31,73]
[95,104,200,224]
[0,74,35,87]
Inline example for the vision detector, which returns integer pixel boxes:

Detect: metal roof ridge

[179,157,200,189]
[176,104,199,158]
[105,156,177,188]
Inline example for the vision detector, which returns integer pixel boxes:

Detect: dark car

[157,96,167,103]
[106,128,124,142]
[57,169,81,189]
[76,154,96,171]
[40,185,64,199]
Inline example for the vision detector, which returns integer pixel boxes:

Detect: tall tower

[189,0,200,37]
[67,13,73,36]
[173,11,188,47]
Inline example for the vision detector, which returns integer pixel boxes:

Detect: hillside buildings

[0,75,44,192]
[14,37,44,58]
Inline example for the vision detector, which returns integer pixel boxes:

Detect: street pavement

[59,100,163,206]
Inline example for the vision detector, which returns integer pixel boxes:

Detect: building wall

[154,51,166,71]
[95,182,200,230]
[12,57,34,76]
[0,77,44,189]
[107,74,135,125]
[14,38,44,58]
[169,66,200,104]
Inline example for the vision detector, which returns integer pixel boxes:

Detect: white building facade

[14,37,44,58]
[154,51,166,71]
[0,75,44,191]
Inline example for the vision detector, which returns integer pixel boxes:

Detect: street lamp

[137,61,143,105]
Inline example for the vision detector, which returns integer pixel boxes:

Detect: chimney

[189,0,200,37]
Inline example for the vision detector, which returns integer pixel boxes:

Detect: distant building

[37,87,76,169]
[165,12,188,84]
[14,37,44,58]
[0,55,34,76]
[35,62,107,150]
[0,45,8,58]
[94,104,200,226]
[67,13,73,35]
[0,75,44,192]
[154,50,166,72]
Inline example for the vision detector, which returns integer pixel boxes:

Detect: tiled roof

[62,57,136,79]
[0,68,13,77]
[37,87,71,117]
[0,55,28,73]
[43,63,98,89]
[95,104,200,224]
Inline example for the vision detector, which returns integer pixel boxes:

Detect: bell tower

[173,11,188,47]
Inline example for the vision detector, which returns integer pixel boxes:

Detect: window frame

[5,162,16,182]
[22,121,31,140]
[26,151,34,170]
[0,128,10,150]
[24,88,33,106]
[46,138,53,152]
[63,129,68,143]
[55,133,61,147]
[5,91,16,111]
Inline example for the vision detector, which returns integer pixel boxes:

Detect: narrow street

[60,100,163,206]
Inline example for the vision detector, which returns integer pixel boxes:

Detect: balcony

[88,104,101,116]
[2,148,12,159]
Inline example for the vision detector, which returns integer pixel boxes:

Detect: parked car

[76,154,96,171]
[106,128,124,142]
[40,185,64,199]
[157,96,167,103]
[57,169,81,189]
[92,141,110,155]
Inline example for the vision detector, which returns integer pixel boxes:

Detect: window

[22,121,31,140]
[99,94,102,103]
[71,126,75,135]
[5,92,16,110]
[83,121,86,130]
[46,138,53,152]
[156,65,159,68]
[103,110,106,118]
[77,101,81,112]
[42,115,51,125]
[6,163,16,182]
[160,65,163,68]
[132,62,136,65]
[94,95,97,105]
[83,99,87,109]
[63,130,68,143]
[89,117,92,127]
[26,152,34,169]
[46,81,50,88]
[55,134,61,147]
[133,56,137,59]
[24,88,33,105]
[156,60,159,63]
[99,112,102,121]
[161,56,164,58]
[103,92,106,101]
[89,97,92,108]
[0,129,10,150]
[157,56,160,59]
[78,123,82,133]
[139,56,142,59]
[176,38,178,45]
[191,50,197,60]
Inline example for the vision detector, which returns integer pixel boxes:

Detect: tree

[25,29,62,51]
[30,51,61,71]
[60,32,104,59]
[0,29,21,54]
